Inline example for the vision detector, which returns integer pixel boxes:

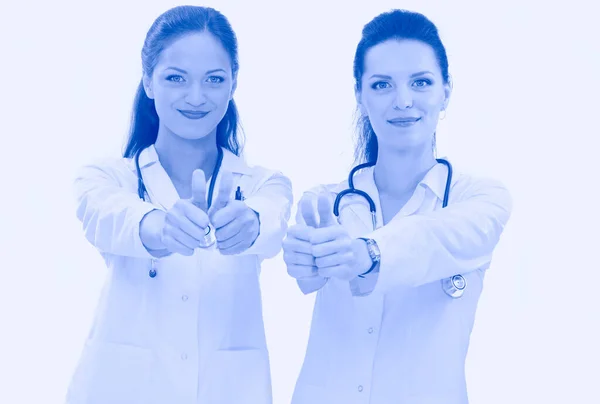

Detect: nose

[393,87,413,109]
[184,82,207,107]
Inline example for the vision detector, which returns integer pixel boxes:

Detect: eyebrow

[164,67,227,75]
[369,70,434,80]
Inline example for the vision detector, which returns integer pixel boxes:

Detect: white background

[1,0,599,403]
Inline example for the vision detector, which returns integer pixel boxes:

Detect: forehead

[155,32,232,74]
[363,39,440,78]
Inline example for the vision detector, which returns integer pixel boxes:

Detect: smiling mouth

[387,117,421,127]
[179,110,209,120]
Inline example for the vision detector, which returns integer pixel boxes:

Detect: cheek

[364,93,393,118]
[420,91,446,114]
[152,86,179,110]
[211,87,233,108]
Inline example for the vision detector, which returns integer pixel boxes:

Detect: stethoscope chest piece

[198,225,216,248]
[441,274,466,298]
[149,259,158,278]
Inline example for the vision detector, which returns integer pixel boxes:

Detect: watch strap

[357,237,380,278]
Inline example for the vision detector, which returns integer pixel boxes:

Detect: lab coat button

[181,353,188,360]
[149,269,157,278]
[368,327,374,334]
[358,385,364,392]
[181,295,188,301]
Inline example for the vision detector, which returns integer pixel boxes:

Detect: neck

[373,146,437,198]
[154,127,219,186]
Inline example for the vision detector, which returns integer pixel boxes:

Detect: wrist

[356,237,380,278]
[140,209,167,252]
[352,238,374,277]
[250,209,261,246]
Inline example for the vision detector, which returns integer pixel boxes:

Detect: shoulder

[233,154,293,195]
[73,156,136,185]
[449,164,512,208]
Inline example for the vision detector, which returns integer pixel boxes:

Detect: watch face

[368,239,381,260]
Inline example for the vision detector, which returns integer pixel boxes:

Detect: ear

[355,84,367,116]
[230,75,238,100]
[142,73,154,100]
[441,77,453,112]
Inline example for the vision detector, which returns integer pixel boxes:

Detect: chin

[379,133,430,154]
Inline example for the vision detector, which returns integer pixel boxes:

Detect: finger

[287,224,314,242]
[317,264,345,279]
[286,264,319,280]
[190,169,208,212]
[216,230,244,250]
[299,194,318,228]
[315,252,353,269]
[167,226,200,251]
[310,226,348,244]
[317,192,336,227]
[214,219,244,244]
[165,208,206,241]
[282,237,313,255]
[175,215,209,243]
[217,239,245,255]
[211,201,246,229]
[162,234,195,256]
[209,170,234,214]
[283,251,315,266]
[182,203,210,232]
[311,238,352,258]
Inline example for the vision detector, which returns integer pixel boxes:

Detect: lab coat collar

[137,144,251,210]
[341,157,453,230]
[421,156,453,202]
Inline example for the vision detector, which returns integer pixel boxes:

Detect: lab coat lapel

[138,145,180,210]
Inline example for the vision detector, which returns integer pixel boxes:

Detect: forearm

[371,181,512,292]
[75,164,162,258]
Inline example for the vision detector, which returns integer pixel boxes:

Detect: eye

[166,75,185,83]
[371,81,391,90]
[206,76,225,84]
[413,78,432,88]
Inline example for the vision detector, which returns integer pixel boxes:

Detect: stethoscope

[333,158,466,298]
[135,146,223,278]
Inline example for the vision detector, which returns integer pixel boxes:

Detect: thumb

[299,194,318,228]
[209,170,234,214]
[190,169,208,212]
[317,192,336,228]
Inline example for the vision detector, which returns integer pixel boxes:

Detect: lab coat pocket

[201,349,272,404]
[66,341,153,404]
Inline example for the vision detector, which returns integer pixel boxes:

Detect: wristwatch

[357,237,381,278]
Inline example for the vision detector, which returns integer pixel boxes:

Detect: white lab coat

[291,160,512,404]
[65,145,292,404]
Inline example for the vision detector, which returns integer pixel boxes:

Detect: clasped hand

[283,193,371,281]
[160,169,259,256]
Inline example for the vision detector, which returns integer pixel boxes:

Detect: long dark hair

[353,10,450,164]
[123,6,243,158]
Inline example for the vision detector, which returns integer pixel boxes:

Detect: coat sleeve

[239,170,294,260]
[293,187,330,295]
[73,160,158,259]
[366,177,513,295]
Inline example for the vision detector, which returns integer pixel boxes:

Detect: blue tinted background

[1,0,598,403]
